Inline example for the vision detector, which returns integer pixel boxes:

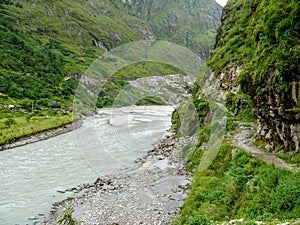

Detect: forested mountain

[0,0,152,109]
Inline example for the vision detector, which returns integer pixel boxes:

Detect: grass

[112,61,186,80]
[174,86,299,224]
[0,114,73,145]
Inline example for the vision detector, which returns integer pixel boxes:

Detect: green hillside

[0,0,221,144]
[0,0,150,108]
[115,0,222,60]
[0,0,151,144]
[175,0,300,223]
[208,0,299,153]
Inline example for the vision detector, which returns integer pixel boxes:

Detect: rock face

[129,74,196,105]
[208,0,300,153]
[251,75,300,152]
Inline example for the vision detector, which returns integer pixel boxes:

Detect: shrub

[4,118,16,127]
[57,205,79,225]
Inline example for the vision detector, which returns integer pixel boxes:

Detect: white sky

[216,0,228,6]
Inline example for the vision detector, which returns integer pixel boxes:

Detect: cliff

[209,0,300,153]
[175,1,300,223]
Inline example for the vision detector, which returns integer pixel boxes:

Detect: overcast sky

[216,0,228,6]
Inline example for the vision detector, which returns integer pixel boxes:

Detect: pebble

[28,216,37,220]
[47,128,194,225]
[171,188,178,193]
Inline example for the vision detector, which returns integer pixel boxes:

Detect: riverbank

[48,128,195,224]
[0,105,176,225]
[0,118,82,151]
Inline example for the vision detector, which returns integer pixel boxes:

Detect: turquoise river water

[0,106,174,225]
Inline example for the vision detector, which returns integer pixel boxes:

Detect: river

[0,106,174,225]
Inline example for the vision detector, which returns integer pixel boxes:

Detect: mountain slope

[0,0,152,109]
[115,0,222,60]
[0,0,222,106]
[0,0,222,144]
[0,0,154,144]
[209,0,300,153]
[174,0,300,223]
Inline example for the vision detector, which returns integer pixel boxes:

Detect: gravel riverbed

[48,129,194,225]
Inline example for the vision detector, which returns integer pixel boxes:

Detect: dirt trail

[231,123,299,172]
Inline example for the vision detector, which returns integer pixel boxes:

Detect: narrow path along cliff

[231,123,299,172]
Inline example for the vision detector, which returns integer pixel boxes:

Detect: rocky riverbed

[48,129,195,225]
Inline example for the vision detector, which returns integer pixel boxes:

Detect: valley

[0,0,299,224]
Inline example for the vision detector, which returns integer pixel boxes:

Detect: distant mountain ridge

[115,0,222,60]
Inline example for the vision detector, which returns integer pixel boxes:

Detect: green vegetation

[4,117,16,128]
[0,115,72,145]
[209,0,300,82]
[112,61,185,80]
[254,139,300,167]
[208,0,300,151]
[58,204,80,225]
[175,137,300,224]
[0,0,149,109]
[171,99,202,137]
[135,96,166,106]
[117,0,222,60]
[0,0,221,145]
[175,0,300,218]
[175,81,299,223]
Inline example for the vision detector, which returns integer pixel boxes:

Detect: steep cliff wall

[208,0,300,153]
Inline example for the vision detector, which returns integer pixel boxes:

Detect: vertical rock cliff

[208,0,300,153]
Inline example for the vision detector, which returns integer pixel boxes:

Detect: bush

[176,141,300,223]
[4,118,16,127]
[185,214,214,225]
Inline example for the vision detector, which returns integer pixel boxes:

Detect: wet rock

[28,216,37,220]
[65,187,76,192]
[171,188,178,193]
